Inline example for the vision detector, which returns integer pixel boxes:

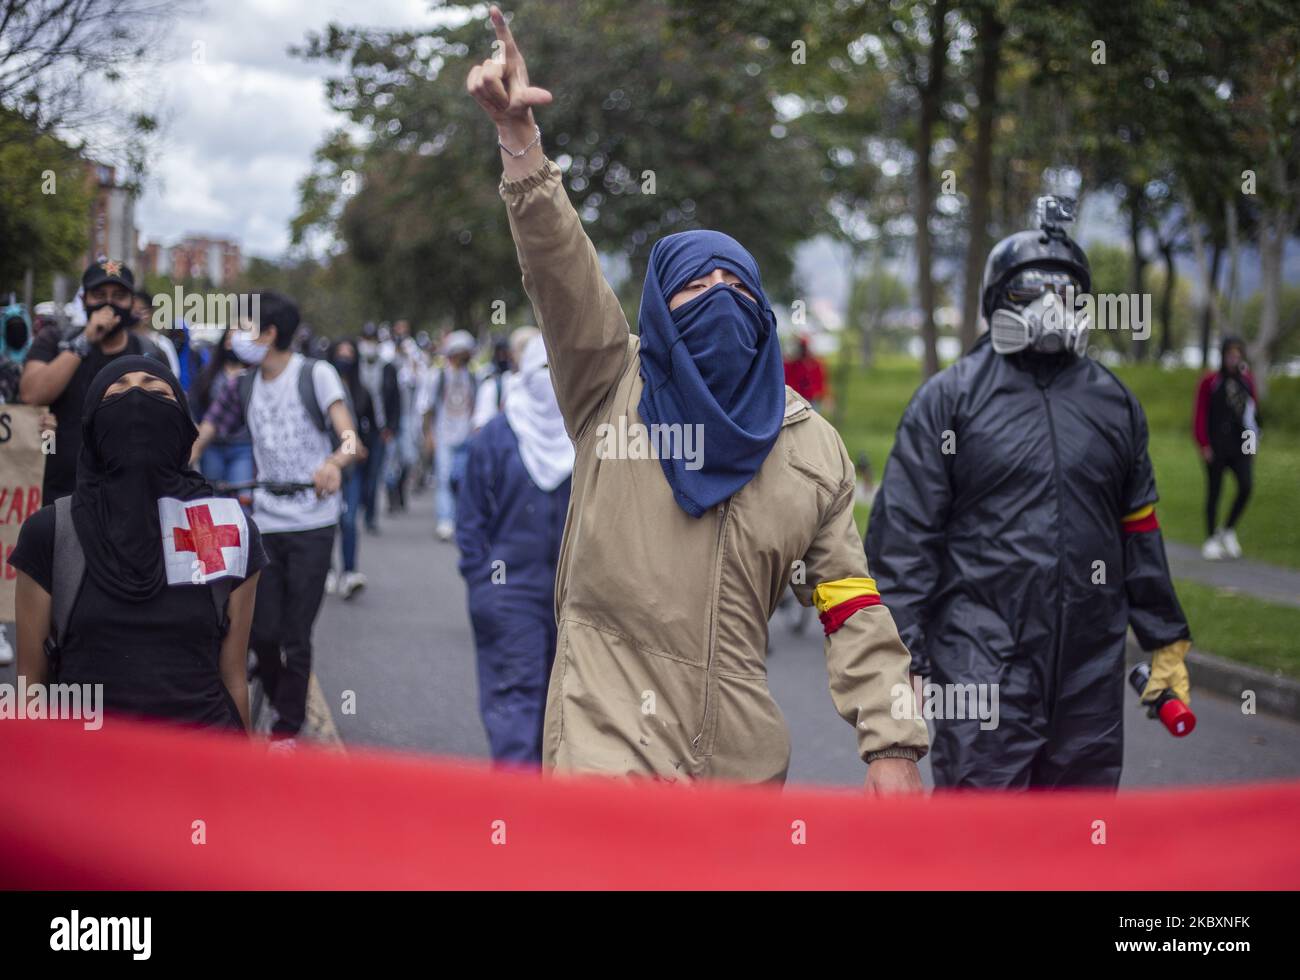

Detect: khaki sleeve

[500,158,631,440]
[794,442,930,764]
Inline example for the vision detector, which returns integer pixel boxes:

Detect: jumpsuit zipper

[1038,383,1068,726]
[693,497,732,750]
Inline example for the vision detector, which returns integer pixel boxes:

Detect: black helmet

[981,198,1091,319]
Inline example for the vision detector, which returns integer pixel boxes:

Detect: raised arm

[467,5,630,439]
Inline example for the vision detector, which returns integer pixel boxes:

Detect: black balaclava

[73,356,212,603]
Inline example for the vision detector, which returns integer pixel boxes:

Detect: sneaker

[1221,527,1243,559]
[0,632,13,666]
[340,571,367,600]
[1201,532,1226,561]
[436,520,454,541]
[324,569,338,595]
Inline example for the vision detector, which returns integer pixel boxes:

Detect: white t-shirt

[425,365,476,449]
[246,353,347,534]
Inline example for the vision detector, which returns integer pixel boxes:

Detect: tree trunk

[915,0,948,378]
[1158,240,1175,358]
[959,3,1002,353]
[1250,203,1287,400]
[1224,197,1241,333]
[1127,184,1147,360]
[1201,243,1222,369]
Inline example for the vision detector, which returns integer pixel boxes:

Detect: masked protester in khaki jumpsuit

[467,6,927,789]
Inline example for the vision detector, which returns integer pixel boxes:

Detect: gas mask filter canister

[989,291,1091,356]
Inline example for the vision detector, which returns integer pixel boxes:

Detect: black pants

[362,439,385,530]
[250,525,336,735]
[1205,453,1253,537]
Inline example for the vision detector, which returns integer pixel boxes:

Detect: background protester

[385,332,424,514]
[1194,336,1260,560]
[466,8,927,788]
[327,338,377,600]
[191,292,358,744]
[19,259,167,502]
[131,289,178,377]
[192,330,254,492]
[456,334,573,764]
[357,322,400,534]
[783,335,829,412]
[425,329,477,541]
[473,325,539,432]
[0,300,33,403]
[11,357,265,732]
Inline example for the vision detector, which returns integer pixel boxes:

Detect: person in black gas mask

[20,259,167,501]
[12,357,267,732]
[866,197,1193,789]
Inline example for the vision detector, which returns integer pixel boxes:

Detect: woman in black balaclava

[12,356,268,732]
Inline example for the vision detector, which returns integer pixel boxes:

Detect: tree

[0,109,92,297]
[0,1,178,166]
[293,0,830,331]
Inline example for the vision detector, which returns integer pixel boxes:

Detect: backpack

[433,366,479,417]
[236,357,355,452]
[45,495,232,680]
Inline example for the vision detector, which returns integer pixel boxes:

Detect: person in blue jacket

[456,335,574,764]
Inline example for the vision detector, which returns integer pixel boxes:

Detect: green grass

[834,354,1300,570]
[1173,579,1300,679]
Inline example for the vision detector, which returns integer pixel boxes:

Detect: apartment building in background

[140,235,243,286]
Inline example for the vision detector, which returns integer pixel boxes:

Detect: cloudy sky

[133,0,448,258]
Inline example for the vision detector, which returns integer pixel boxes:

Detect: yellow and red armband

[1122,504,1160,534]
[812,577,882,636]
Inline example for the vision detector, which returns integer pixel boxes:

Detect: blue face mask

[670,285,765,411]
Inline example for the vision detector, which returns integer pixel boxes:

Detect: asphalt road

[311,487,1300,789]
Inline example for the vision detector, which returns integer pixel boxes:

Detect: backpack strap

[299,358,356,456]
[298,357,329,433]
[209,577,233,637]
[237,368,256,426]
[50,494,85,647]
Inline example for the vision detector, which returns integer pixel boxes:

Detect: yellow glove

[1142,639,1192,706]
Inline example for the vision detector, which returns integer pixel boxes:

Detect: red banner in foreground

[1,717,1298,889]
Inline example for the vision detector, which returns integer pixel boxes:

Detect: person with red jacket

[783,336,828,409]
[1193,336,1260,560]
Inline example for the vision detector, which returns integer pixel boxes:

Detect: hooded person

[1193,335,1259,560]
[0,301,32,402]
[866,196,1192,789]
[468,10,927,788]
[456,334,574,763]
[11,356,267,732]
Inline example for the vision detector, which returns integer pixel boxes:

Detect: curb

[1126,637,1300,722]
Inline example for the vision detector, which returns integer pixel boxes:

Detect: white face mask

[231,330,268,365]
[989,291,1091,357]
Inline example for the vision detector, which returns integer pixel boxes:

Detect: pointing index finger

[490,6,519,61]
